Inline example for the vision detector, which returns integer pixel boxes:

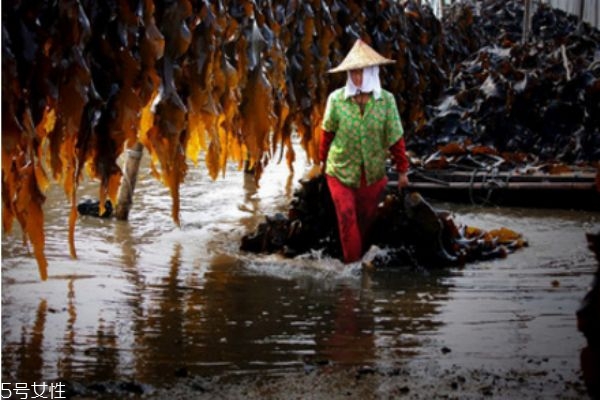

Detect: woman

[320,39,409,263]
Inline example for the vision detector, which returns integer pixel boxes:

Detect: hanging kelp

[3,0,452,278]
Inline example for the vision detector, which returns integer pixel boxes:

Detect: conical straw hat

[328,39,395,73]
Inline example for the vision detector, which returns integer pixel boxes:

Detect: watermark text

[1,382,66,399]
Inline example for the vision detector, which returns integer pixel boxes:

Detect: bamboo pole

[522,0,533,43]
[115,142,144,220]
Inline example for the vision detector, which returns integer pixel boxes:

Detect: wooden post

[577,0,586,33]
[522,0,533,43]
[115,142,144,220]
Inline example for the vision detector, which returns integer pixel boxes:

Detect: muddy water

[2,151,599,394]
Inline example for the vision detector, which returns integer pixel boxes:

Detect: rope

[468,166,499,206]
[484,166,502,204]
[413,168,452,186]
[468,168,485,205]
[588,60,600,71]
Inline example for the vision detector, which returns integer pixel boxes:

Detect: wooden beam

[405,181,596,190]
[115,142,144,220]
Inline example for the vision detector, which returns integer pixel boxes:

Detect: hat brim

[328,58,395,73]
[328,39,395,73]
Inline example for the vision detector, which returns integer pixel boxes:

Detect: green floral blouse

[321,87,404,188]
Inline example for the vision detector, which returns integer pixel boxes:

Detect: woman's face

[349,69,363,88]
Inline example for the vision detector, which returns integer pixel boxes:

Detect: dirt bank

[67,360,588,399]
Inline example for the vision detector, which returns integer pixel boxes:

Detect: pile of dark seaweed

[411,0,600,165]
[241,175,527,268]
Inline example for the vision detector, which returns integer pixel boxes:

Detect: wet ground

[2,150,599,399]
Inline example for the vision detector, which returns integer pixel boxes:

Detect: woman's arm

[390,137,409,188]
[320,129,335,172]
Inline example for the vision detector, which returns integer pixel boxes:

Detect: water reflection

[83,320,119,382]
[57,280,76,380]
[16,299,47,383]
[317,283,376,365]
[1,253,451,385]
[114,220,139,268]
[135,243,186,382]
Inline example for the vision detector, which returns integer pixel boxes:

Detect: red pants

[326,173,388,263]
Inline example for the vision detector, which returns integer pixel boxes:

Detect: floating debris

[77,199,113,219]
[241,175,341,259]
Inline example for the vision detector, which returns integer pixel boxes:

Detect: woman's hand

[305,163,325,179]
[397,172,409,189]
[320,161,326,175]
